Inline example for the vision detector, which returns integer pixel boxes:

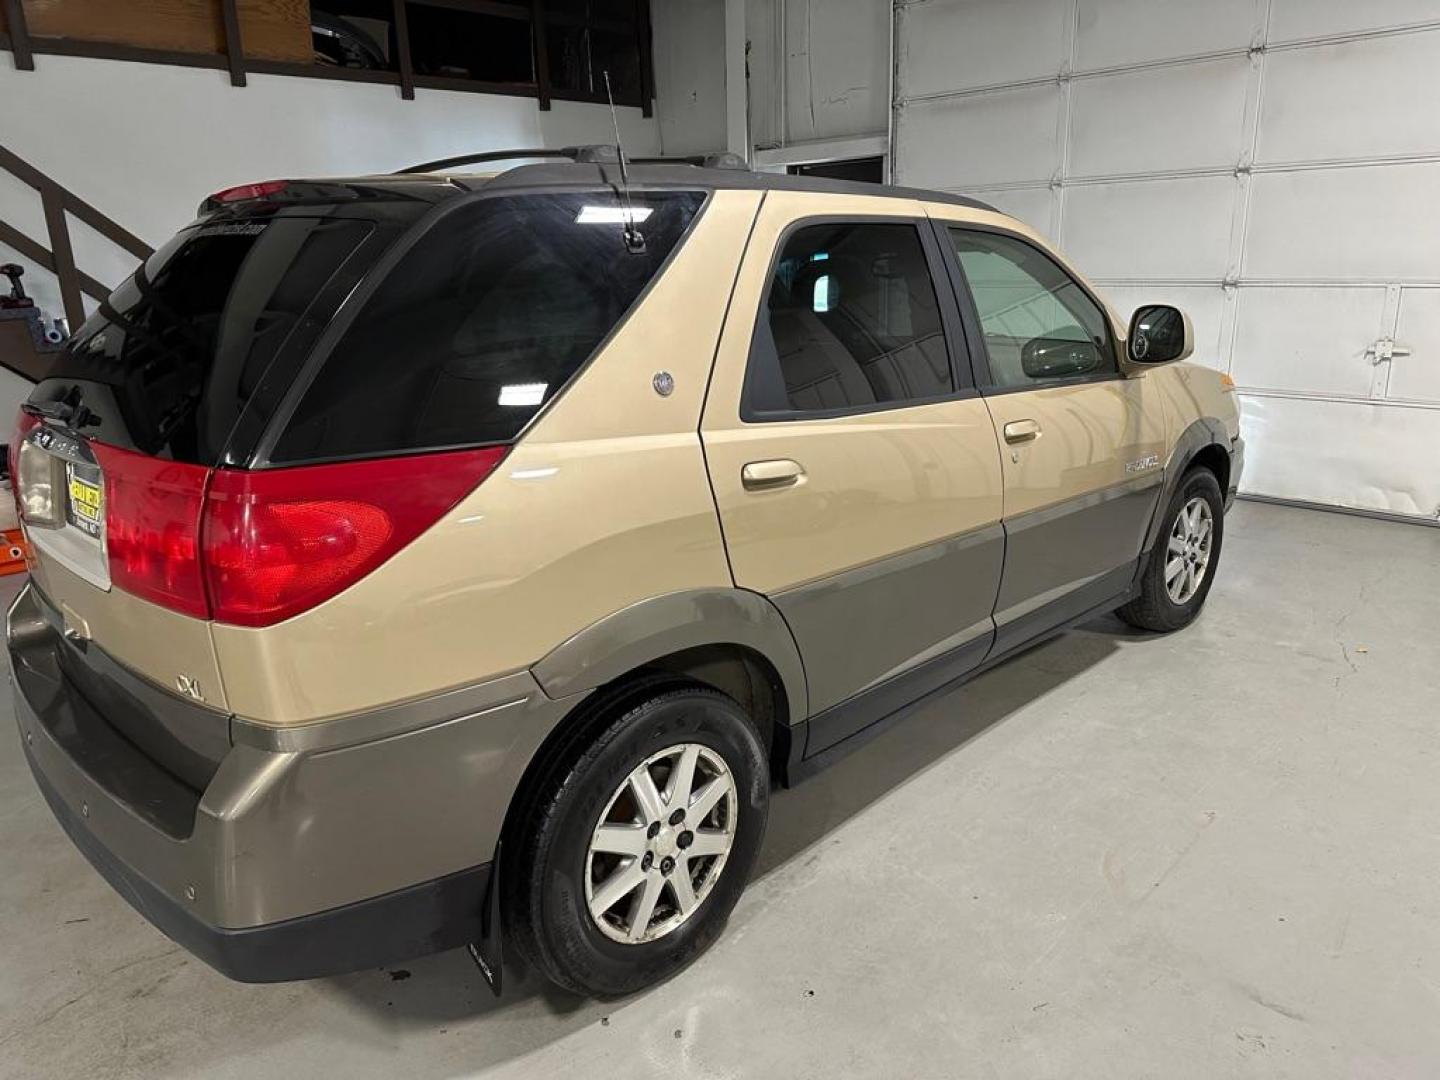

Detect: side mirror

[1126,304,1193,366]
[1020,335,1103,380]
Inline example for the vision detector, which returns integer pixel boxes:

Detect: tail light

[90,443,507,626]
[9,409,41,517]
[202,448,505,626]
[92,444,210,618]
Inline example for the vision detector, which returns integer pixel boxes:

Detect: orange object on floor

[0,528,28,576]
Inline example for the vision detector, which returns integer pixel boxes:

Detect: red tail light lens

[92,442,210,619]
[201,447,507,627]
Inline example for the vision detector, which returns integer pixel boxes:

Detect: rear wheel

[506,686,769,997]
[1118,467,1225,632]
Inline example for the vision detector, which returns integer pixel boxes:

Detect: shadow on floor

[320,618,1133,1043]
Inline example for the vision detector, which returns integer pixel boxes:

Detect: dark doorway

[787,156,885,184]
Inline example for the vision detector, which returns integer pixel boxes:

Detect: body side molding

[530,588,810,724]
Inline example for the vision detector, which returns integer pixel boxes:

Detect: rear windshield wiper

[23,398,101,430]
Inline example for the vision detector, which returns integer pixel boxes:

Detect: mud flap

[466,840,504,995]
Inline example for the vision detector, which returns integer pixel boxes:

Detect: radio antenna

[603,70,645,253]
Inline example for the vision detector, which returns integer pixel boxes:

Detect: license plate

[65,464,104,539]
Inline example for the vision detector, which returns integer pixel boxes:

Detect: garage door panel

[968,187,1057,239]
[1231,286,1387,397]
[1390,289,1440,404]
[1075,0,1263,71]
[1069,57,1251,177]
[1268,1,1440,44]
[1238,394,1440,517]
[1060,176,1237,281]
[898,0,1070,97]
[1258,34,1440,164]
[1098,285,1228,369]
[1245,163,1440,281]
[896,85,1062,189]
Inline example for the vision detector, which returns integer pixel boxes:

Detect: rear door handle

[1003,419,1042,444]
[741,459,805,491]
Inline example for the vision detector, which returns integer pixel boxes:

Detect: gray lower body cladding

[772,523,1006,716]
[8,581,576,981]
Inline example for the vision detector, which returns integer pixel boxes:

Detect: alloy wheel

[1165,495,1214,605]
[584,743,738,945]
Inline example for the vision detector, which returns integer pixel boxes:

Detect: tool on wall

[1,264,34,309]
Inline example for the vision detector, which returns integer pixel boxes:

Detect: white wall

[652,0,889,158]
[895,0,1440,520]
[652,0,728,156]
[747,0,890,150]
[0,54,661,325]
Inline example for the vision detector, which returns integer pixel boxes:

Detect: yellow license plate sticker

[66,467,104,538]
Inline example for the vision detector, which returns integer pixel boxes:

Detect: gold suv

[8,147,1241,997]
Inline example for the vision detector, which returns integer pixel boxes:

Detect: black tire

[1117,467,1225,632]
[505,685,769,998]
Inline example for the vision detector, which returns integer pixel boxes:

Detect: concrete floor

[2,501,1439,1078]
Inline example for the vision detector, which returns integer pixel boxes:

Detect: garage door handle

[741,459,805,491]
[1003,419,1042,444]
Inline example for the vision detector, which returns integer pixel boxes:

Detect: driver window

[948,229,1115,389]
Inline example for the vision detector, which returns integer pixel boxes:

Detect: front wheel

[1117,467,1225,632]
[506,686,769,997]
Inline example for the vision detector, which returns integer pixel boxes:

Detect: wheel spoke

[1165,557,1185,583]
[589,860,646,920]
[666,744,701,811]
[687,775,729,823]
[687,829,730,858]
[670,863,698,916]
[626,873,665,942]
[592,824,648,857]
[1167,532,1186,556]
[629,764,665,825]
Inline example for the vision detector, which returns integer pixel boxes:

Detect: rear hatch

[10,181,432,785]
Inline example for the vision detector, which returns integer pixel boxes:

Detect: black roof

[209,148,998,219]
[454,160,998,214]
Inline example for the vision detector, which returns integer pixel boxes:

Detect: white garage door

[894,0,1440,521]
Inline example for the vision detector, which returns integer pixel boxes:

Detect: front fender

[1141,416,1232,555]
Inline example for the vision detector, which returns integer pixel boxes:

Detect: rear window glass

[43,216,373,464]
[269,190,706,464]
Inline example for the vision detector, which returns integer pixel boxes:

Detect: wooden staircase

[0,142,153,382]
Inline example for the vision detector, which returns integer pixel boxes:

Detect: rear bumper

[9,580,576,982]
[25,745,491,981]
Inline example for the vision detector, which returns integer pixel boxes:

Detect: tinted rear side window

[270,190,706,464]
[743,221,952,418]
[41,216,373,465]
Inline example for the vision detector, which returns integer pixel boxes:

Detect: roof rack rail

[630,153,750,171]
[394,144,620,175]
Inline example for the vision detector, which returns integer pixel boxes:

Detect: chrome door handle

[741,459,805,491]
[1003,419,1042,444]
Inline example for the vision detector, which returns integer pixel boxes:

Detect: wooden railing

[0,142,154,331]
[0,0,655,115]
